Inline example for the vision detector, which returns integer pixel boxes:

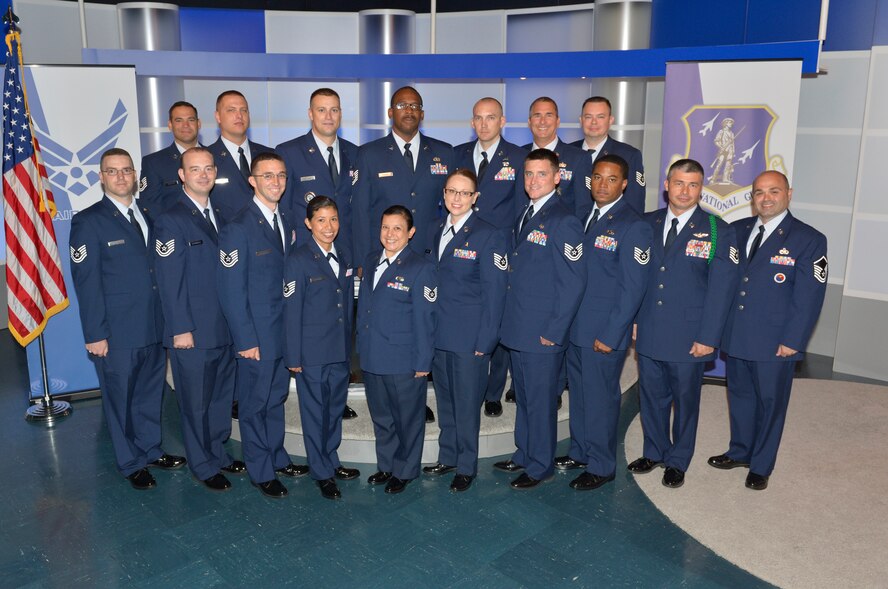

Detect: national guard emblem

[283,280,296,297]
[220,249,238,268]
[813,256,828,283]
[634,247,650,265]
[493,252,508,271]
[564,243,583,261]
[155,239,175,257]
[423,286,438,302]
[70,244,87,263]
[681,105,780,221]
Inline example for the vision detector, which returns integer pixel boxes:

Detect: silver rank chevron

[70,244,87,263]
[155,239,175,257]
[220,249,239,268]
[423,286,437,302]
[813,256,828,283]
[493,252,508,271]
[634,246,650,265]
[564,243,583,261]
[283,280,296,297]
[729,246,739,264]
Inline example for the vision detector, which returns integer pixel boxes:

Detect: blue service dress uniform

[217,200,294,484]
[720,212,827,476]
[352,133,454,262]
[153,193,237,481]
[357,248,437,481]
[138,143,186,214]
[523,139,591,215]
[499,196,586,480]
[276,132,357,253]
[567,197,652,477]
[454,139,528,404]
[635,206,740,472]
[283,239,355,481]
[69,196,166,477]
[426,214,508,476]
[206,138,274,221]
[570,136,646,214]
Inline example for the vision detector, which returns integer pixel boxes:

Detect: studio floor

[1,330,880,588]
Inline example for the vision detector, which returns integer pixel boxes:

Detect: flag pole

[0,8,72,423]
[25,333,72,422]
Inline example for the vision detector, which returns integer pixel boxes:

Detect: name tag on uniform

[107,239,125,247]
[215,178,229,185]
[685,240,711,259]
[309,276,326,283]
[300,175,315,182]
[594,235,617,251]
[378,171,394,178]
[453,248,477,260]
[256,248,272,256]
[188,240,203,246]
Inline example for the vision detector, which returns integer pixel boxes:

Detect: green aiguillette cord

[708,214,718,264]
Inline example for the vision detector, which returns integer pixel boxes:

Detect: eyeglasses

[394,102,423,112]
[102,168,135,176]
[443,188,475,198]
[252,173,288,181]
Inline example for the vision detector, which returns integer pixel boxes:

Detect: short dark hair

[216,90,246,110]
[382,204,414,230]
[667,158,704,179]
[390,86,422,108]
[250,151,284,174]
[179,146,214,170]
[168,101,198,120]
[446,168,478,190]
[581,96,612,115]
[594,154,628,181]
[525,148,559,171]
[100,147,132,168]
[529,96,558,117]
[310,88,340,104]
[306,195,339,219]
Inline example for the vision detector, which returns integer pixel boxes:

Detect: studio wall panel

[265,11,359,54]
[806,283,842,357]
[798,54,871,130]
[792,133,862,209]
[834,295,888,381]
[855,135,888,216]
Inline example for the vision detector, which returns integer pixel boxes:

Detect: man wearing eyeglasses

[207,90,274,221]
[352,86,455,264]
[217,152,309,498]
[138,101,202,215]
[70,148,186,491]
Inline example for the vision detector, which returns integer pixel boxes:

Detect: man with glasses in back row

[352,85,454,424]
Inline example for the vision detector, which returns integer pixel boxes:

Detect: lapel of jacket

[750,212,794,269]
[651,208,668,263]
[180,194,219,244]
[665,206,706,263]
[214,140,251,193]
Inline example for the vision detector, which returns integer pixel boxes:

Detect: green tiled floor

[0,333,772,588]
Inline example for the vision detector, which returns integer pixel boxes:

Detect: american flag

[2,27,68,346]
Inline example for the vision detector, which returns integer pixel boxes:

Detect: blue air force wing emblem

[564,243,583,262]
[220,249,238,268]
[813,256,828,284]
[155,239,175,257]
[69,244,87,263]
[634,246,650,265]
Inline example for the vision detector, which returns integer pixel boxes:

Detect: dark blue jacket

[138,143,186,214]
[523,138,592,215]
[206,137,274,221]
[453,138,528,229]
[571,135,646,214]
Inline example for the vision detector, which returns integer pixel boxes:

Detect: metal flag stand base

[24,334,73,424]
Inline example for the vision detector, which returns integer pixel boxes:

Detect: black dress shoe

[384,476,411,494]
[202,473,232,492]
[221,460,246,475]
[627,457,663,474]
[450,474,474,492]
[368,471,392,485]
[510,472,550,489]
[569,471,615,491]
[334,466,360,480]
[317,478,341,500]
[425,405,435,423]
[127,468,156,490]
[422,463,456,475]
[342,404,358,420]
[231,401,239,420]
[254,479,288,498]
[493,459,523,472]
[275,463,309,478]
[708,454,750,470]
[662,467,685,488]
[504,388,516,403]
[556,395,563,411]
[149,454,187,470]
[484,401,503,417]
[554,455,586,471]
[745,472,769,490]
